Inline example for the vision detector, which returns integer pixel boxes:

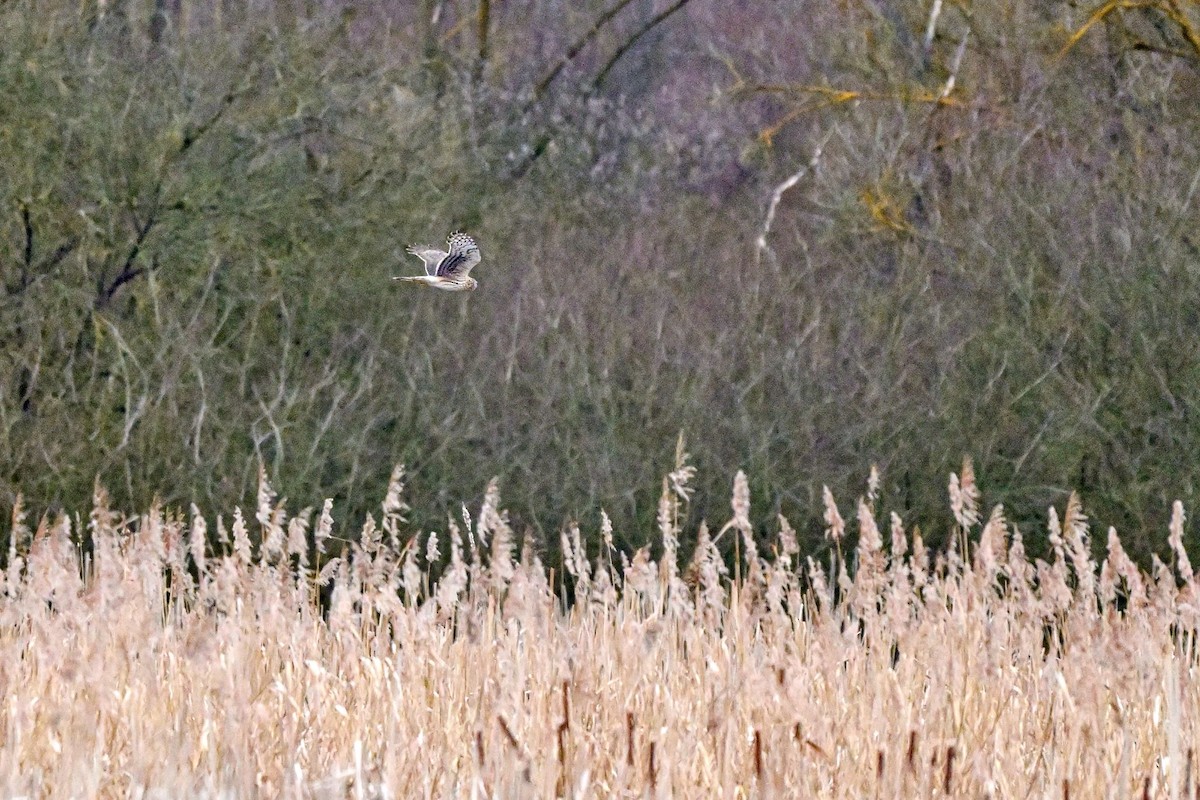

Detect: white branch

[756,128,835,266]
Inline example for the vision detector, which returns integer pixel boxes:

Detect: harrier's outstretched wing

[406,245,448,276]
[435,232,481,280]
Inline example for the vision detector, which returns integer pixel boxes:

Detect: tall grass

[2,462,1198,797]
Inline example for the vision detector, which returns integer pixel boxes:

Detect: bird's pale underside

[393,232,481,292]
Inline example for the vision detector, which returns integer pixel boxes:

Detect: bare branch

[756,129,834,267]
[97,214,157,309]
[938,30,970,101]
[1057,0,1156,60]
[6,205,78,297]
[592,0,696,92]
[181,89,237,154]
[1162,0,1200,59]
[513,0,697,179]
[529,0,638,107]
[474,0,491,85]
[922,0,943,70]
[20,204,32,270]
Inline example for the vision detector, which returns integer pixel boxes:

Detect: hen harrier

[393,232,481,292]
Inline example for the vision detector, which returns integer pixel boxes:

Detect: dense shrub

[2,0,1198,565]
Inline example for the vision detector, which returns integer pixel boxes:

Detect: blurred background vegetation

[1,0,1199,564]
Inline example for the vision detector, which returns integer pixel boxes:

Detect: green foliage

[1,0,1198,566]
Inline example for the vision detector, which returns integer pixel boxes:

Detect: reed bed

[1,459,1197,798]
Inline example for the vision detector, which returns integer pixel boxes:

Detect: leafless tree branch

[756,129,835,267]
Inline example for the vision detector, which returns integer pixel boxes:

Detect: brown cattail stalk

[944,746,956,793]
[498,715,519,750]
[627,712,636,766]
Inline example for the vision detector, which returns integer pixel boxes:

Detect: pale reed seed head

[591,561,618,609]
[231,507,253,565]
[777,514,799,560]
[910,525,929,588]
[437,519,468,616]
[1169,500,1193,584]
[600,509,615,553]
[731,471,758,565]
[669,434,696,503]
[1006,524,1032,591]
[9,493,28,566]
[691,521,728,616]
[314,498,335,555]
[189,504,208,574]
[975,504,1007,576]
[807,555,831,607]
[401,542,421,602]
[856,499,883,556]
[889,511,907,559]
[561,530,576,578]
[358,512,382,556]
[286,510,311,565]
[1047,506,1065,561]
[317,554,342,587]
[625,546,656,597]
[477,479,502,548]
[462,503,478,552]
[949,458,981,529]
[658,478,680,559]
[1151,554,1177,614]
[822,485,845,542]
[731,470,751,532]
[254,471,287,561]
[852,499,886,604]
[568,522,590,590]
[1062,492,1095,597]
[381,465,409,520]
[1101,526,1146,607]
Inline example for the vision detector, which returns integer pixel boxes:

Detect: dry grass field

[1,459,1197,799]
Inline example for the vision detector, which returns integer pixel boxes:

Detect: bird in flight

[393,232,481,292]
